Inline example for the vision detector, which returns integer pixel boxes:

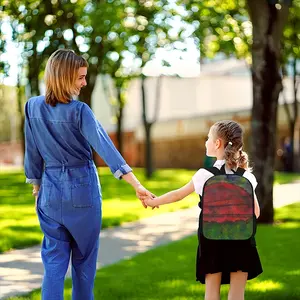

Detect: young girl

[24,49,153,300]
[145,120,263,300]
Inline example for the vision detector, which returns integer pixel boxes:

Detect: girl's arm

[145,181,195,207]
[254,192,260,219]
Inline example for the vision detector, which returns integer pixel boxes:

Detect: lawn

[0,168,299,253]
[7,202,300,300]
[0,167,198,253]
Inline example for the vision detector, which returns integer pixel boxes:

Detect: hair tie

[228,141,233,146]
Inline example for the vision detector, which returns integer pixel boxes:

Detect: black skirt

[196,234,263,284]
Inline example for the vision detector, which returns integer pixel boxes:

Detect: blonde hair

[45,49,88,106]
[211,120,250,170]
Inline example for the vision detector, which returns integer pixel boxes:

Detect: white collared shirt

[192,159,258,196]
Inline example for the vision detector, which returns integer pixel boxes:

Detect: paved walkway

[0,182,299,299]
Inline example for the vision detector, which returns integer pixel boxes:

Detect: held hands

[144,195,158,208]
[135,185,159,209]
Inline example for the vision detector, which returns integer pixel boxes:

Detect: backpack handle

[235,167,246,176]
[205,165,246,176]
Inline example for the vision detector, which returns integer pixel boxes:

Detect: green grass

[0,167,198,253]
[7,203,300,300]
[1,168,300,253]
[274,171,300,185]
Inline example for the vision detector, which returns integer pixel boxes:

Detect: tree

[3,0,132,107]
[3,0,89,98]
[248,0,290,223]
[281,0,300,172]
[0,13,10,82]
[97,0,175,177]
[183,1,252,62]
[181,0,292,223]
[101,60,133,155]
[3,0,175,170]
[126,0,174,178]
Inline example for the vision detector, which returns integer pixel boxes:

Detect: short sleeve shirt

[192,160,258,196]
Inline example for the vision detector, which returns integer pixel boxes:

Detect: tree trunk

[27,55,41,96]
[248,1,289,223]
[145,122,153,178]
[116,86,124,155]
[141,75,154,178]
[17,84,25,165]
[291,58,299,171]
[282,58,299,172]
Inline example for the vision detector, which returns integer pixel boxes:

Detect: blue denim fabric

[24,95,132,300]
[37,161,101,300]
[24,95,132,185]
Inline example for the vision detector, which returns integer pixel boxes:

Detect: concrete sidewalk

[0,182,299,299]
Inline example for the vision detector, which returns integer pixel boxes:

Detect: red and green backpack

[200,165,255,240]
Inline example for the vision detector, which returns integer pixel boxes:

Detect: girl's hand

[135,185,156,208]
[144,196,158,208]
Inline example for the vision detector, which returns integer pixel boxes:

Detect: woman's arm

[254,192,260,219]
[121,172,142,190]
[79,104,156,207]
[79,103,132,179]
[122,172,155,208]
[24,101,44,186]
[145,181,195,207]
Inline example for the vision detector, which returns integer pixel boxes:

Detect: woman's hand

[35,196,38,211]
[120,172,158,209]
[135,185,158,209]
[32,185,39,211]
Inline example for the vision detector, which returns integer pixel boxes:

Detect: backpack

[200,164,255,241]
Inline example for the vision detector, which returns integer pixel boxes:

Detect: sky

[1,20,21,86]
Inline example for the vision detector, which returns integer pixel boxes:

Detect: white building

[91,58,297,140]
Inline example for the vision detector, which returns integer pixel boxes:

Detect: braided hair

[211,120,250,170]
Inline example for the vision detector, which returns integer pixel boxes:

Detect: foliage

[181,0,251,62]
[1,0,176,104]
[282,0,300,65]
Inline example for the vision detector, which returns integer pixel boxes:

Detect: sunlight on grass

[285,269,300,276]
[0,167,198,253]
[6,203,300,300]
[158,279,187,288]
[274,171,300,185]
[274,222,300,229]
[248,280,283,292]
[1,167,299,254]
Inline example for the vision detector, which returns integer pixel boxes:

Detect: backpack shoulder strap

[204,167,222,176]
[220,164,226,174]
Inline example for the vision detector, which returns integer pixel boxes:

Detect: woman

[24,49,153,300]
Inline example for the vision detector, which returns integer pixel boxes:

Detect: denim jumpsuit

[24,96,132,300]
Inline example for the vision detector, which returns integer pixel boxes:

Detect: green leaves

[282,0,300,63]
[181,0,251,61]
